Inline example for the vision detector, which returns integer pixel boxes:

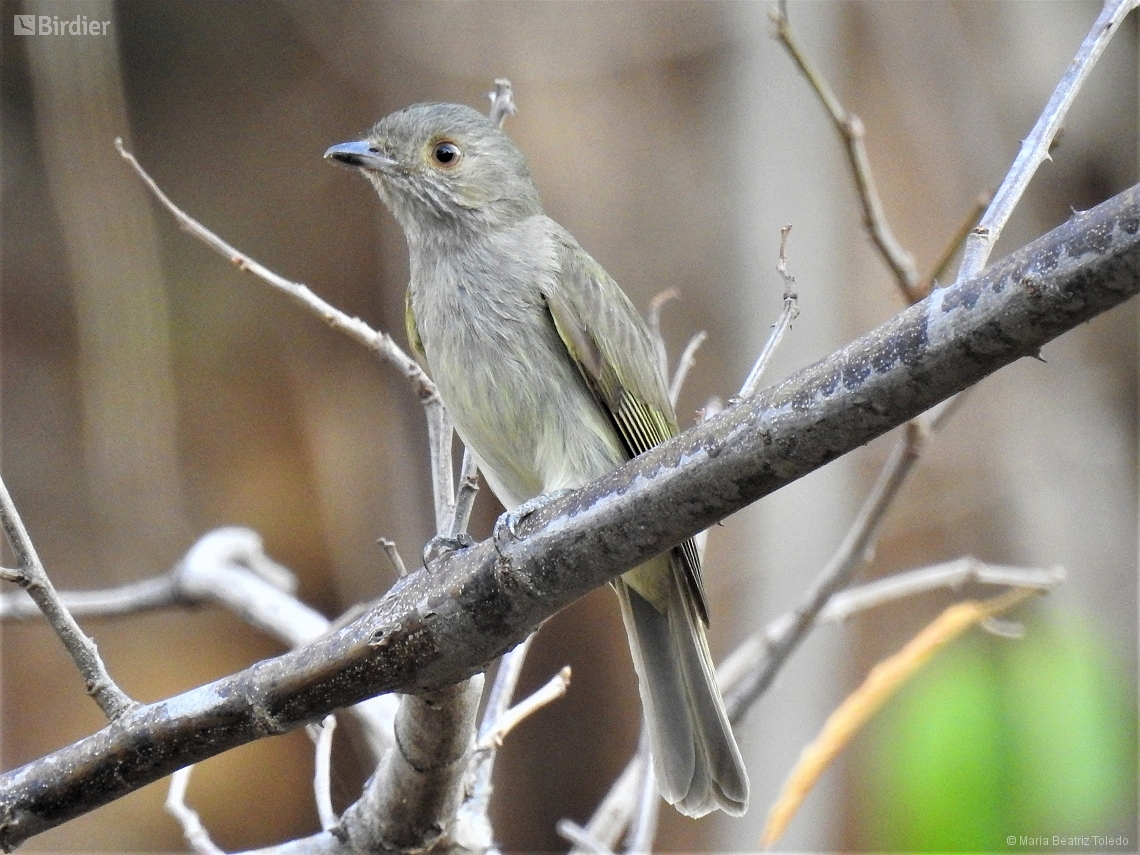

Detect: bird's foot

[422,532,476,567]
[493,489,575,549]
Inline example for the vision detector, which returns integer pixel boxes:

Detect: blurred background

[1,1,1136,851]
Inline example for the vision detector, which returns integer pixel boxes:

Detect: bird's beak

[323,141,396,173]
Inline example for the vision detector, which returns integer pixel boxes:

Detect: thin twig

[428,405,457,535]
[477,636,536,750]
[165,767,226,855]
[476,665,570,751]
[954,0,1139,284]
[2,574,181,620]
[818,559,1063,622]
[450,449,480,538]
[568,755,645,855]
[177,528,332,646]
[668,330,707,408]
[309,715,339,831]
[756,559,1063,648]
[557,819,617,855]
[454,633,538,850]
[740,225,800,397]
[646,287,680,380]
[488,78,517,128]
[378,537,410,579]
[624,735,659,855]
[114,138,437,404]
[918,191,992,297]
[0,474,134,719]
[772,3,920,302]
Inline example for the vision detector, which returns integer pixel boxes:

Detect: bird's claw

[493,489,575,550]
[422,532,476,567]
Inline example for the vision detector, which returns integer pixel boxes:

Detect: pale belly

[435,338,625,511]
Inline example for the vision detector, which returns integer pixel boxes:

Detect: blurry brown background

[1,1,1136,851]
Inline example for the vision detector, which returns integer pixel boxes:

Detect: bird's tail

[614,559,749,817]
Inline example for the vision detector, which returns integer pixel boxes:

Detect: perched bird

[325,101,747,817]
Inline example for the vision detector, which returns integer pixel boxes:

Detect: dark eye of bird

[431,141,461,167]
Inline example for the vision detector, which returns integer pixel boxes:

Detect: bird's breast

[410,248,624,510]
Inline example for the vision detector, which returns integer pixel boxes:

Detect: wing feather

[545,232,709,624]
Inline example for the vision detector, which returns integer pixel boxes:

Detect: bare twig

[817,559,1063,622]
[450,450,480,539]
[772,3,920,301]
[740,224,800,397]
[919,192,992,297]
[453,633,537,850]
[378,537,410,579]
[558,819,617,855]
[488,78,517,128]
[642,286,708,411]
[428,406,457,534]
[2,574,181,620]
[309,716,339,832]
[624,736,659,855]
[668,330,707,408]
[568,754,646,854]
[115,139,436,404]
[476,665,570,751]
[954,0,1139,284]
[646,287,680,380]
[166,767,226,855]
[0,567,22,583]
[476,636,535,751]
[176,528,331,647]
[750,560,1064,671]
[0,474,134,719]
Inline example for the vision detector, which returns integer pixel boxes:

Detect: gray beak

[323,141,396,172]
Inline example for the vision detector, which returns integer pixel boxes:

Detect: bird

[325,100,747,818]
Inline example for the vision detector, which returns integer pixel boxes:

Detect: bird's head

[325,102,542,238]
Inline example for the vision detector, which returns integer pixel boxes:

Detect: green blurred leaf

[857,609,1135,851]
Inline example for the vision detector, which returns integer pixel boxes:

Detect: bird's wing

[405,287,428,367]
[545,229,708,623]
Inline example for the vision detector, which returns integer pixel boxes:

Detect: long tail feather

[614,564,749,818]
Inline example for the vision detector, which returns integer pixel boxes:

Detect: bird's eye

[431,141,462,168]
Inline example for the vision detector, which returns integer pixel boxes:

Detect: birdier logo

[13,14,110,35]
